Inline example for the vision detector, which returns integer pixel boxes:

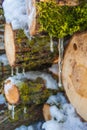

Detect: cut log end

[62,32,87,121]
[4,23,16,66]
[4,80,19,104]
[43,103,51,121]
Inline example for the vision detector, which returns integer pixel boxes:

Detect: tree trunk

[0,104,44,130]
[62,31,87,121]
[4,24,58,69]
[4,76,57,105]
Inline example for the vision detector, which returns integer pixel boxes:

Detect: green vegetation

[19,78,57,105]
[36,1,87,38]
[5,78,57,121]
[15,30,58,69]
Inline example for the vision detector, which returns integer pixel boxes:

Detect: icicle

[8,103,12,111]
[22,68,25,75]
[24,107,27,114]
[12,104,15,119]
[58,38,64,88]
[50,35,54,52]
[11,67,14,76]
[16,67,19,75]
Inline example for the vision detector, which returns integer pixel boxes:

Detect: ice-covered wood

[4,73,58,105]
[62,31,87,121]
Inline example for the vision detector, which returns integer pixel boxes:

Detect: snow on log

[4,72,57,105]
[62,32,87,121]
[2,0,79,38]
[4,79,19,104]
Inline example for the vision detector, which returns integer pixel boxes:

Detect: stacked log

[0,5,5,54]
[62,32,87,121]
[4,24,58,69]
[4,76,57,105]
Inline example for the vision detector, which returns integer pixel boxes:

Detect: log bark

[0,63,11,81]
[4,23,58,69]
[4,77,57,105]
[62,31,87,121]
[0,7,5,54]
[0,104,44,130]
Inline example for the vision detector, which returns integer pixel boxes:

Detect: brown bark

[4,24,58,69]
[62,31,87,121]
[4,77,57,105]
[0,104,44,130]
[0,63,11,81]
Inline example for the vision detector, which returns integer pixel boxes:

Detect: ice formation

[2,0,36,37]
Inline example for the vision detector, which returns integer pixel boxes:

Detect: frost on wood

[2,0,36,37]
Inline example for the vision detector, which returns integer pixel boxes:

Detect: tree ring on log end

[62,32,87,121]
[4,23,58,68]
[4,23,16,66]
[71,65,87,98]
[4,80,19,104]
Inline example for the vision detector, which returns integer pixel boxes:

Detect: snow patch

[42,120,61,130]
[0,54,9,65]
[2,0,36,37]
[0,94,6,104]
[14,93,87,130]
[49,64,58,76]
[25,71,58,89]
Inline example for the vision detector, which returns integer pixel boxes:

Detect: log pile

[4,24,58,69]
[4,77,57,105]
[62,31,87,121]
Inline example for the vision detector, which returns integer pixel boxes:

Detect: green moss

[36,1,87,38]
[15,33,58,69]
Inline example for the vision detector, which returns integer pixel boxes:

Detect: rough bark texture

[62,31,87,121]
[0,6,5,54]
[4,77,57,105]
[4,24,58,69]
[0,104,44,130]
[0,63,11,80]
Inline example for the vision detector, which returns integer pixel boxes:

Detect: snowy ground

[0,62,87,130]
[14,93,87,130]
[0,92,87,130]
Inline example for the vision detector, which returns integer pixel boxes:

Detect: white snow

[2,0,36,37]
[14,93,87,130]
[4,81,13,94]
[0,54,9,65]
[50,105,65,122]
[27,126,34,130]
[15,125,28,130]
[26,0,36,32]
[4,71,58,95]
[0,94,6,104]
[48,64,58,76]
[42,120,61,130]
[2,0,27,29]
[25,71,58,89]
